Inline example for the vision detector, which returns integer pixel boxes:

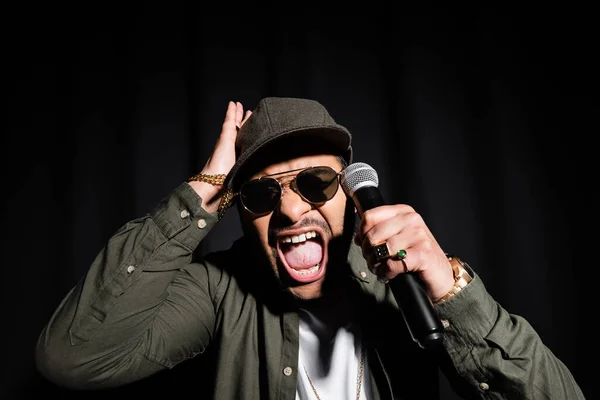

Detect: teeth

[294,265,319,275]
[281,231,318,244]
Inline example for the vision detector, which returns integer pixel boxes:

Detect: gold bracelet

[217,188,238,221]
[187,173,227,186]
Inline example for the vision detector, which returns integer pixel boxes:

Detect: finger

[368,259,387,283]
[354,204,413,246]
[357,215,407,261]
[202,102,242,172]
[367,212,425,258]
[234,101,244,127]
[367,240,409,269]
[371,259,391,283]
[240,110,252,127]
[375,245,413,282]
[360,215,403,253]
[220,101,240,143]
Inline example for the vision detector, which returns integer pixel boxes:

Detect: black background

[3,5,595,399]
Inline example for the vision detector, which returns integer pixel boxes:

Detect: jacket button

[180,209,190,218]
[479,382,489,391]
[197,219,207,229]
[283,366,293,376]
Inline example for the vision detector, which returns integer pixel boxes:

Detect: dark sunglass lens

[296,167,339,203]
[240,178,281,214]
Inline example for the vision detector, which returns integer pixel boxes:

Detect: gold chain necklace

[302,343,365,400]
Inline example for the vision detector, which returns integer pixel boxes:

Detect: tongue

[281,240,323,270]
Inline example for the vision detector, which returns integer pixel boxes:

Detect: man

[35,97,585,399]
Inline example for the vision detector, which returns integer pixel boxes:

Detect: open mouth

[277,230,327,284]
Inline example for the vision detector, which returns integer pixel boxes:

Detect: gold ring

[373,242,392,262]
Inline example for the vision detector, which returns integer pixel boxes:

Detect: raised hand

[188,101,252,214]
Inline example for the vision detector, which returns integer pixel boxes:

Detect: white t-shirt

[296,307,372,400]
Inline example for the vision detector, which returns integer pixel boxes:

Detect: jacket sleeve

[435,274,586,399]
[35,182,225,390]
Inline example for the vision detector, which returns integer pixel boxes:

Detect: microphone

[340,162,444,349]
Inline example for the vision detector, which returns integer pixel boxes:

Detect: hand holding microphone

[340,162,455,349]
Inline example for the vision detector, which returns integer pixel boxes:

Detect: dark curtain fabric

[3,7,594,399]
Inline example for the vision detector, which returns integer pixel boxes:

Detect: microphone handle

[389,274,444,349]
[352,186,444,349]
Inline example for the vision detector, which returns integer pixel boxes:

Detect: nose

[275,184,312,223]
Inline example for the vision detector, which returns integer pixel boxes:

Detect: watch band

[433,255,473,305]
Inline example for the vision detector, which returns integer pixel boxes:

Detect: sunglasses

[238,166,342,215]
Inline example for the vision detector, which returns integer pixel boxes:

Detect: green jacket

[35,183,585,399]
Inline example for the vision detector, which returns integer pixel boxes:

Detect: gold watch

[433,254,474,305]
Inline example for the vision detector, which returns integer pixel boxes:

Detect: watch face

[449,256,473,281]
[460,260,474,279]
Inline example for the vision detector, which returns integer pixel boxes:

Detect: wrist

[432,255,474,305]
[187,181,222,213]
[186,172,228,215]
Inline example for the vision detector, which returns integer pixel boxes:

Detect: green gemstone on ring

[396,249,407,259]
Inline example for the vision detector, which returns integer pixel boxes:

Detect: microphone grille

[340,162,379,196]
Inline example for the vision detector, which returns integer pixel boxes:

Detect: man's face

[239,153,350,300]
